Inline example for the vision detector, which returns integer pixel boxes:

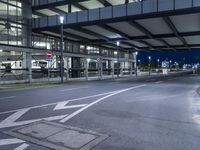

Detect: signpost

[46,50,53,81]
[162,61,169,75]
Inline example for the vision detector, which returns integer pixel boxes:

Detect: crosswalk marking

[0,138,24,146]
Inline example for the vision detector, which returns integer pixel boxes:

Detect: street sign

[162,61,169,68]
[46,50,53,61]
[97,57,101,62]
[46,50,52,57]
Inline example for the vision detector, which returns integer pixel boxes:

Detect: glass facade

[0,0,31,46]
[0,0,134,83]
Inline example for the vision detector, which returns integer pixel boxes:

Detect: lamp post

[135,52,138,76]
[60,16,64,83]
[138,60,141,69]
[116,41,120,78]
[157,59,160,68]
[169,60,172,68]
[148,56,151,76]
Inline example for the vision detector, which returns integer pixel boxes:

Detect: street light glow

[87,58,91,62]
[135,52,138,55]
[148,56,151,60]
[60,16,64,24]
[157,59,160,62]
[114,51,118,55]
[117,41,120,46]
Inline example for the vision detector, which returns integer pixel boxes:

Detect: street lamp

[116,41,120,77]
[148,56,151,76]
[135,52,138,76]
[87,58,91,62]
[60,16,64,83]
[138,59,141,66]
[169,60,172,68]
[157,59,160,68]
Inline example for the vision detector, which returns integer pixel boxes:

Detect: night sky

[137,50,200,65]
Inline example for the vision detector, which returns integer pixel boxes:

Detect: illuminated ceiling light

[59,16,64,24]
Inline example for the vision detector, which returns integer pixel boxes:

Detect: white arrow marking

[0,109,30,126]
[0,108,68,128]
[14,143,29,150]
[54,101,87,111]
[0,90,117,115]
[0,138,24,146]
[60,84,146,123]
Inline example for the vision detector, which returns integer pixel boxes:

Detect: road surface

[0,74,199,150]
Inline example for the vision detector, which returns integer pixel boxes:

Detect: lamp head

[60,16,64,24]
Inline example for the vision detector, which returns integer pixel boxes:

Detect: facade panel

[175,0,192,9]
[158,0,174,11]
[113,5,126,18]
[100,7,112,19]
[143,0,158,13]
[127,2,142,15]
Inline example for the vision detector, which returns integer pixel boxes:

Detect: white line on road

[155,81,163,84]
[60,87,90,92]
[0,110,68,128]
[0,90,122,115]
[14,144,29,150]
[54,101,87,111]
[0,96,16,100]
[0,138,24,146]
[60,84,146,123]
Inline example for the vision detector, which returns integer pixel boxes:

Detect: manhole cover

[5,121,109,150]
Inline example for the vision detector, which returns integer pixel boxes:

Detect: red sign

[46,50,52,57]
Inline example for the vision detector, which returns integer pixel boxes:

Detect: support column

[22,52,32,83]
[22,1,32,82]
[84,58,88,80]
[111,61,114,78]
[71,57,81,78]
[120,62,123,77]
[98,58,103,80]
[130,62,133,76]
[135,60,138,76]
[64,57,69,80]
[66,57,69,80]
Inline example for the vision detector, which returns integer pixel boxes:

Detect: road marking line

[0,96,16,100]
[54,102,87,111]
[60,87,90,92]
[14,143,29,150]
[60,84,146,123]
[0,90,121,115]
[0,138,24,146]
[0,110,68,129]
[155,81,163,84]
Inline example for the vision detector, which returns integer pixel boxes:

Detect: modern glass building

[0,0,200,83]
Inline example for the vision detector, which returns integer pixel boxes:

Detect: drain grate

[5,121,109,150]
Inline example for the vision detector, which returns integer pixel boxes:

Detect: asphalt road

[0,74,200,150]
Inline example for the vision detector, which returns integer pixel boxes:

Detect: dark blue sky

[137,50,200,65]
